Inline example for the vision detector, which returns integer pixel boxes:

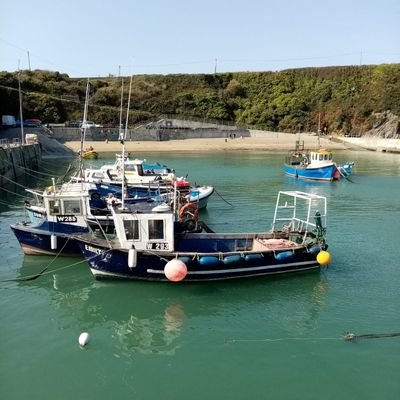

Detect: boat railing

[270,191,327,242]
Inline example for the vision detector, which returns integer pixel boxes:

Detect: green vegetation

[0,64,399,134]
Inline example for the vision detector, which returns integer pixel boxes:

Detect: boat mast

[78,79,90,180]
[118,78,124,142]
[121,75,133,209]
[317,112,321,149]
[18,66,24,144]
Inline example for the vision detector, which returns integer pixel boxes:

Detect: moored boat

[10,177,209,257]
[11,182,115,256]
[284,140,354,181]
[72,191,331,282]
[72,157,214,209]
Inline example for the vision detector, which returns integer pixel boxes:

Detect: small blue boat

[337,162,355,177]
[284,140,354,181]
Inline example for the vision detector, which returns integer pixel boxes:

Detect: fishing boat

[336,161,355,177]
[10,181,117,256]
[73,156,214,209]
[11,170,208,257]
[284,140,354,181]
[72,191,331,282]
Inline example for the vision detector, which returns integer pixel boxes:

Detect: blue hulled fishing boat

[284,140,354,181]
[10,182,115,256]
[72,191,331,282]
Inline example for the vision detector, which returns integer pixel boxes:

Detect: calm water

[1,150,400,399]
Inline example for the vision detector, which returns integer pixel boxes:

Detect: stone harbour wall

[0,142,41,187]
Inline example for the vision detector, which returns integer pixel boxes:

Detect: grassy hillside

[1,64,399,135]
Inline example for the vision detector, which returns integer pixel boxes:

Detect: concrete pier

[0,139,41,187]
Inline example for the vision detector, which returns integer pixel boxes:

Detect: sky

[1,0,399,77]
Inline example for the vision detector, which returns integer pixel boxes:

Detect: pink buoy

[164,259,187,282]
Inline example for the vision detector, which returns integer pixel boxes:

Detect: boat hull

[10,223,87,256]
[92,183,213,209]
[337,162,354,177]
[75,237,322,282]
[284,164,338,181]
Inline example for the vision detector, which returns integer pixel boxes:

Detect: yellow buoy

[317,250,332,266]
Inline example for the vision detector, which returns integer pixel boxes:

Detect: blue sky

[1,0,399,77]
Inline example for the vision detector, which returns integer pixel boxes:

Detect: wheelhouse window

[148,219,164,240]
[64,199,81,214]
[92,172,104,179]
[125,165,137,172]
[49,200,60,215]
[124,220,139,240]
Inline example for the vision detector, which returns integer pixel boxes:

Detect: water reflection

[113,303,186,356]
[18,257,189,356]
[18,256,330,356]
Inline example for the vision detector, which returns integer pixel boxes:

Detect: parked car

[80,121,102,129]
[25,119,42,127]
[15,119,42,127]
[64,120,82,127]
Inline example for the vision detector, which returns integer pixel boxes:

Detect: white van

[2,115,16,127]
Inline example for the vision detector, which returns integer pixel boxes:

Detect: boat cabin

[286,148,335,168]
[112,204,175,252]
[25,183,110,231]
[309,149,333,163]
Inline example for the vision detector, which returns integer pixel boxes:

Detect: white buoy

[128,248,137,268]
[78,332,90,347]
[50,234,57,250]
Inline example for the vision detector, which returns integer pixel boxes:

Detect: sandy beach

[64,133,349,153]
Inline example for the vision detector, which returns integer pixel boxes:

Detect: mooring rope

[343,332,400,341]
[0,247,111,284]
[226,331,400,344]
[0,236,73,283]
[214,189,234,207]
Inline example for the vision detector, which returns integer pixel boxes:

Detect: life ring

[179,202,198,222]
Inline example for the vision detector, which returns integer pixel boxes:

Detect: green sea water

[1,150,400,399]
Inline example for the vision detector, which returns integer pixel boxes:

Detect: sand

[64,133,349,154]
